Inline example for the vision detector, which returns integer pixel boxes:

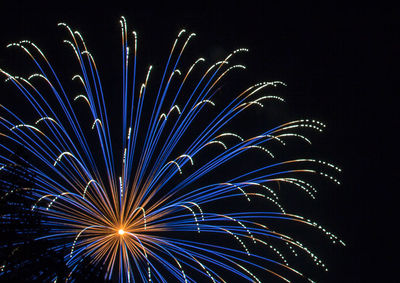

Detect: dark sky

[0,1,396,282]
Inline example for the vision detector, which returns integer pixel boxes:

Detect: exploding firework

[0,17,344,282]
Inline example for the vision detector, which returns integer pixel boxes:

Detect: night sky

[0,1,395,282]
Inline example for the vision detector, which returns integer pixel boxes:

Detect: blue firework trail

[0,17,344,282]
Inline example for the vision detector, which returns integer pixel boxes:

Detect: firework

[0,17,343,282]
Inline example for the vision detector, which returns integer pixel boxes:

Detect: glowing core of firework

[118,229,125,236]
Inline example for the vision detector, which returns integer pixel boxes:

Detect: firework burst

[0,17,344,282]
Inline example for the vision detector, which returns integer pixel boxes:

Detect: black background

[0,0,396,282]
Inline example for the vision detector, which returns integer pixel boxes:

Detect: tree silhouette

[0,147,66,282]
[0,146,109,282]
